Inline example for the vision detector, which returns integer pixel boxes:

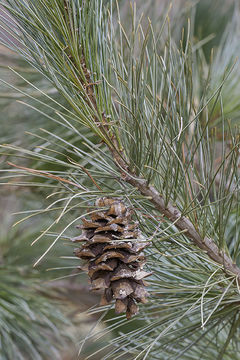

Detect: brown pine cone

[72,198,151,319]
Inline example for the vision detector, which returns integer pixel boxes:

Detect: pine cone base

[73,198,151,319]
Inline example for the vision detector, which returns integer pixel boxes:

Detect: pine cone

[72,198,151,319]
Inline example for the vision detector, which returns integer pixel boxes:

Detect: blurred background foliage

[0,0,239,359]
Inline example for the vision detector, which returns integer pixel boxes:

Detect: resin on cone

[72,198,151,319]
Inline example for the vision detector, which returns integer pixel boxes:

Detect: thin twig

[8,162,83,189]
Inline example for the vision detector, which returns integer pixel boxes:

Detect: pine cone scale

[73,198,151,318]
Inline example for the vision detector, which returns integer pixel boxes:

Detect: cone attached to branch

[72,198,151,319]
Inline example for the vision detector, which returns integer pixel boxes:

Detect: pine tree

[0,0,240,359]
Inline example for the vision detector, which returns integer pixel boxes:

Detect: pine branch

[118,170,240,279]
[1,1,240,357]
[79,54,240,282]
[2,0,239,282]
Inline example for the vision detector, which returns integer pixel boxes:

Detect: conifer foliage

[0,0,240,359]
